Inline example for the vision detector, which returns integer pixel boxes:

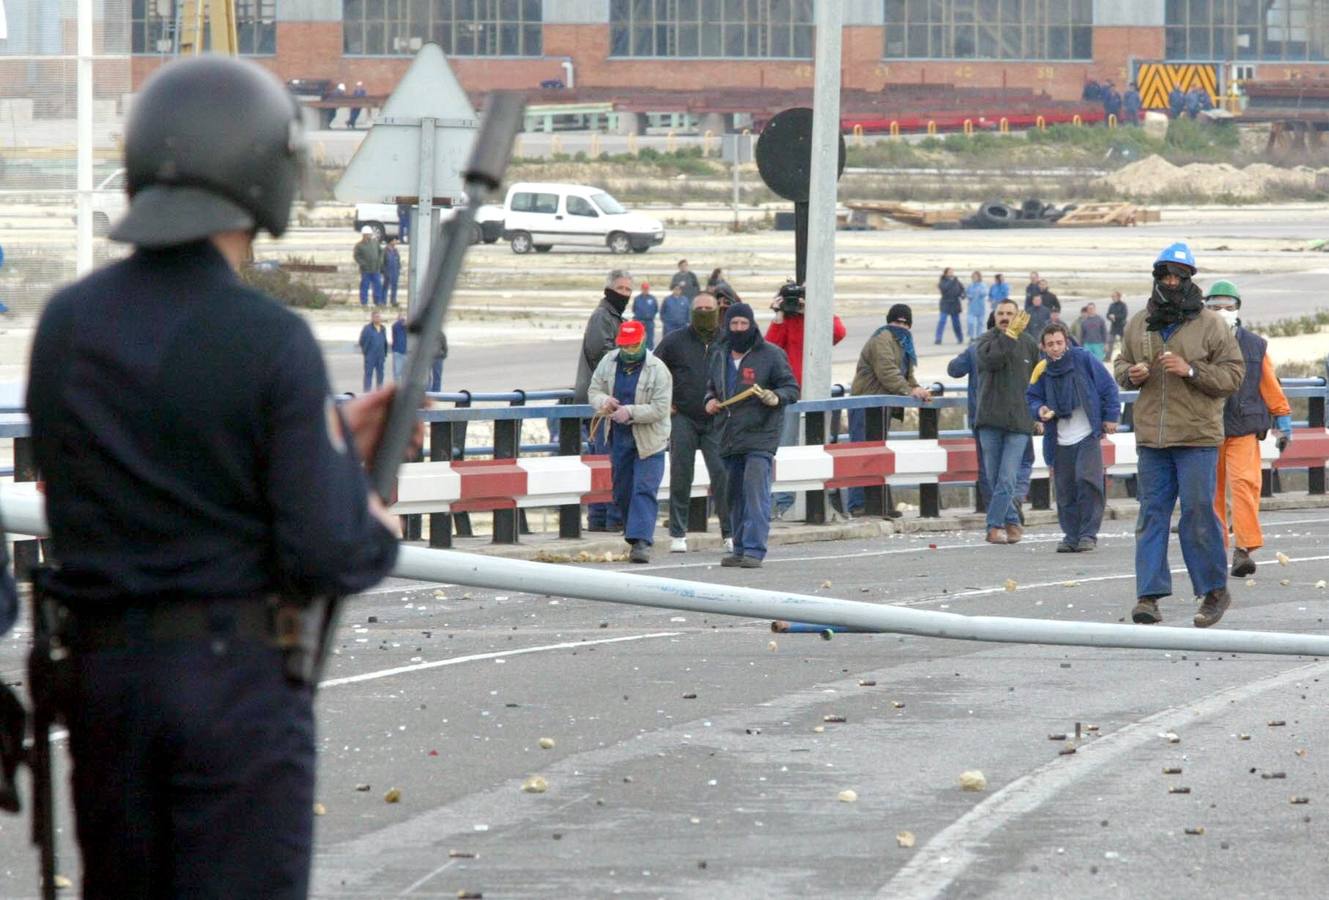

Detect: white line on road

[319,631,682,688]
[879,657,1329,899]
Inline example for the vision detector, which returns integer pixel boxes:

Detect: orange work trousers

[1214,433,1264,551]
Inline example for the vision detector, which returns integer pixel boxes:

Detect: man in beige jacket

[589,320,673,563]
[1114,242,1243,628]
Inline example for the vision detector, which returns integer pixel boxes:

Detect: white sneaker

[670,537,688,553]
[723,538,734,553]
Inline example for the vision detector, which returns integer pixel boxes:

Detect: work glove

[1004,310,1031,340]
[1275,415,1293,453]
[753,385,780,407]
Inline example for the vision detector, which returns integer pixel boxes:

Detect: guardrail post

[492,417,520,544]
[508,391,531,538]
[452,392,475,538]
[863,405,886,517]
[403,442,423,541]
[919,406,940,517]
[804,410,826,524]
[11,436,41,580]
[558,403,583,539]
[428,420,453,548]
[1120,401,1138,498]
[1310,383,1326,494]
[1029,473,1051,511]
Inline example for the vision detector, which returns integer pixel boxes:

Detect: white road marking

[397,858,455,896]
[878,657,1329,899]
[319,631,682,688]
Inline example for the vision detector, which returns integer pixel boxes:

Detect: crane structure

[175,0,238,56]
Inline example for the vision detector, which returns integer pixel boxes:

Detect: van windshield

[591,192,625,215]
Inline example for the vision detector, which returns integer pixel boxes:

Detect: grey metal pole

[5,491,1327,657]
[407,116,437,320]
[801,0,842,409]
[75,0,93,276]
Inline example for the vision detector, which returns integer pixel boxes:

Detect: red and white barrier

[390,427,1329,515]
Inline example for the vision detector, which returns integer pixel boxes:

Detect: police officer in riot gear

[25,56,401,898]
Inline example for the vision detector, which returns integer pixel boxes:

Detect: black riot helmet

[111,56,307,248]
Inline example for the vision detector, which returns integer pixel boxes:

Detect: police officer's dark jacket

[704,330,800,457]
[27,241,398,602]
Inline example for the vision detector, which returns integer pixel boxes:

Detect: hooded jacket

[573,294,626,402]
[1113,308,1243,448]
[588,350,673,458]
[704,331,800,457]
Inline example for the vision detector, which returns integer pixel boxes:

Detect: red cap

[617,321,646,346]
[640,282,650,291]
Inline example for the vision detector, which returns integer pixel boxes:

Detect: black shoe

[1194,588,1232,628]
[1056,540,1076,553]
[739,556,763,568]
[586,524,613,533]
[1014,499,1025,526]
[1075,538,1097,552]
[720,555,744,567]
[848,507,866,518]
[629,544,650,564]
[1132,598,1162,624]
[1231,547,1256,578]
[884,508,904,519]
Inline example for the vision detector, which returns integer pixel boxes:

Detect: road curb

[413,494,1329,563]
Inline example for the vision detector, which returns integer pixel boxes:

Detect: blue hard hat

[1154,242,1196,272]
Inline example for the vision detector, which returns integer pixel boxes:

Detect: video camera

[775,280,805,315]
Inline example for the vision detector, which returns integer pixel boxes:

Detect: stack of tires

[959,198,1066,229]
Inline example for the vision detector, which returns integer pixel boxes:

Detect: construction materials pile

[847,198,1158,230]
[1098,155,1326,199]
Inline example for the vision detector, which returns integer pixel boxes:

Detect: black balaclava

[604,287,629,315]
[1145,262,1203,332]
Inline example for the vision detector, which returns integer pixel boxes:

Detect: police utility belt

[37,585,332,687]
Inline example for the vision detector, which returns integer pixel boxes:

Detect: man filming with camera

[764,281,847,516]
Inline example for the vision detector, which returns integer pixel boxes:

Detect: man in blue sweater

[1027,322,1121,552]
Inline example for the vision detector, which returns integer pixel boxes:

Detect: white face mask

[1213,308,1240,331]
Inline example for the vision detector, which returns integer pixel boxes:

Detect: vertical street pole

[76,0,93,275]
[731,152,740,231]
[408,117,437,320]
[802,0,841,415]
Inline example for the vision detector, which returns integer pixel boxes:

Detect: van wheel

[468,223,483,245]
[607,232,632,254]
[366,221,387,241]
[631,246,648,254]
[92,212,110,236]
[534,245,553,253]
[510,231,533,254]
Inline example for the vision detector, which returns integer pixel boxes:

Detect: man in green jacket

[1114,242,1243,628]
[353,226,384,307]
[974,299,1040,544]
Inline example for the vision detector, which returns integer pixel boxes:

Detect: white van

[501,182,664,254]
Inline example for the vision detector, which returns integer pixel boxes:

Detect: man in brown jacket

[846,304,930,517]
[1114,242,1243,628]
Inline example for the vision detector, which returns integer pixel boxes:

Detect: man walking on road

[354,226,384,307]
[575,270,633,531]
[1204,281,1294,577]
[589,321,672,564]
[1028,322,1121,552]
[1106,291,1129,358]
[359,308,388,391]
[1024,271,1041,309]
[847,303,929,517]
[1072,302,1109,359]
[655,291,731,553]
[935,267,965,345]
[1115,243,1244,627]
[382,237,402,307]
[670,258,700,300]
[975,299,1039,544]
[705,303,799,568]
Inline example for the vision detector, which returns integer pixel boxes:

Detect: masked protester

[1027,322,1121,553]
[588,321,673,563]
[1114,243,1243,628]
[1203,281,1293,578]
[654,291,732,553]
[575,269,633,532]
[703,303,799,568]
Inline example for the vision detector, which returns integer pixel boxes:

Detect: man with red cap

[633,281,659,350]
[589,320,673,563]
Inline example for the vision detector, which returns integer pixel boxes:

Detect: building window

[884,0,1093,61]
[1165,0,1329,61]
[610,0,815,59]
[343,0,543,57]
[130,0,276,55]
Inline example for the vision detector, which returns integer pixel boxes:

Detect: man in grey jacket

[575,269,632,531]
[589,320,673,563]
[975,299,1040,544]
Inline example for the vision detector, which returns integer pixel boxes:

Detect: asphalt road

[3,509,1327,897]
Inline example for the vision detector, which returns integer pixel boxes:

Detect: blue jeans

[1016,436,1034,501]
[726,452,774,560]
[429,358,443,392]
[935,310,963,343]
[588,423,624,530]
[1054,435,1105,544]
[611,441,665,545]
[1135,446,1227,599]
[362,357,384,392]
[979,427,1031,529]
[385,273,399,306]
[359,272,383,306]
[391,352,406,382]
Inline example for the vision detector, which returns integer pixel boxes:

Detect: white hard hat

[361,226,374,235]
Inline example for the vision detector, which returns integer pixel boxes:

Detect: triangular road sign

[334,43,480,203]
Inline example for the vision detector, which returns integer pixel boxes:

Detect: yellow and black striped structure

[1135,62,1220,110]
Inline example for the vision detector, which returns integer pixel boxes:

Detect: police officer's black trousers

[62,623,315,899]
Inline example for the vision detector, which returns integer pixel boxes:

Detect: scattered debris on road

[959,770,988,792]
[838,789,858,803]
[897,831,916,848]
[313,803,326,816]
[538,737,555,749]
[384,787,402,803]
[522,775,549,794]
